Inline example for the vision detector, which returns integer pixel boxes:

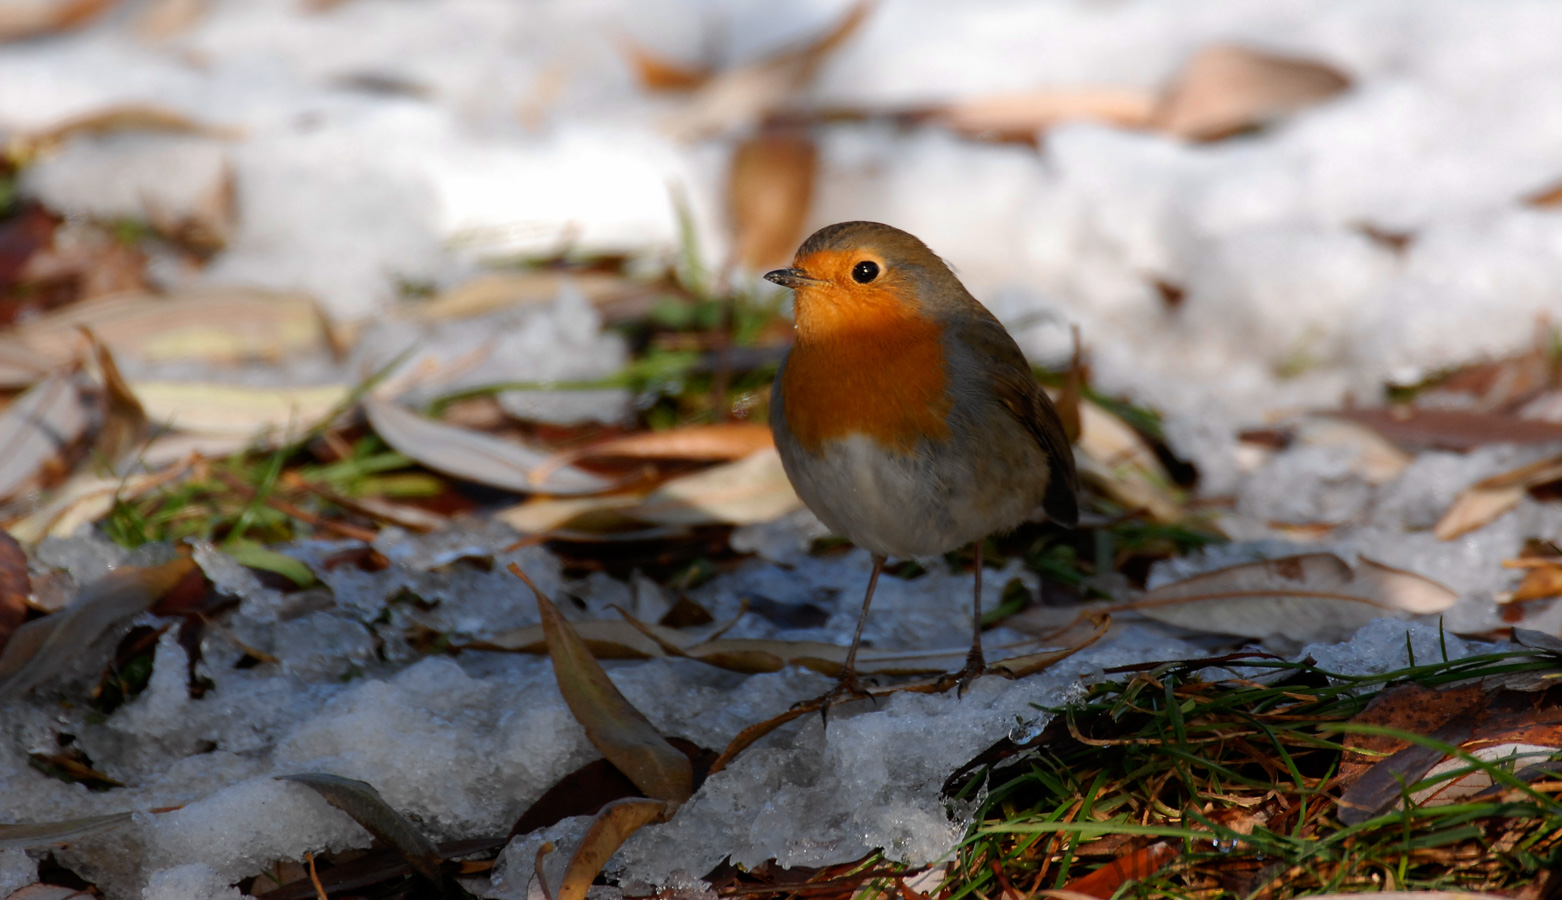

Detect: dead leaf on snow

[616,35,713,92]
[920,87,1155,144]
[14,288,336,368]
[548,798,669,900]
[514,564,694,806]
[729,127,817,271]
[364,395,612,497]
[131,381,349,438]
[12,104,240,160]
[0,811,133,849]
[625,447,801,526]
[1124,553,1455,644]
[6,467,192,546]
[663,0,876,139]
[0,369,94,504]
[0,531,28,656]
[0,0,120,44]
[1504,558,1562,604]
[0,556,195,704]
[1154,44,1351,141]
[277,773,444,888]
[1335,407,1562,453]
[411,271,636,322]
[1070,398,1182,523]
[134,0,207,40]
[1435,452,1562,541]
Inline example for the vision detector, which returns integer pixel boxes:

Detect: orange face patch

[779,250,951,454]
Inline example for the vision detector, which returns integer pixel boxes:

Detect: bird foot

[936,656,1017,697]
[793,673,876,717]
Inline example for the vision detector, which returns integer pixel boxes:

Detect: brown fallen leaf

[1505,558,1562,603]
[277,773,444,889]
[12,103,240,161]
[0,556,195,703]
[411,271,636,322]
[365,395,612,497]
[82,328,149,468]
[1335,407,1562,452]
[0,811,133,849]
[1336,683,1487,789]
[729,128,817,271]
[623,447,801,526]
[616,36,712,92]
[134,0,207,39]
[1060,841,1177,899]
[0,0,120,44]
[1435,452,1562,541]
[0,531,31,656]
[1071,399,1182,523]
[664,0,876,138]
[1124,554,1456,644]
[0,341,55,390]
[919,87,1155,144]
[513,564,694,805]
[1154,44,1351,141]
[533,423,774,485]
[0,370,94,504]
[15,287,335,368]
[548,798,669,900]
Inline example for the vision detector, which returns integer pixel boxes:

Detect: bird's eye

[851,261,879,284]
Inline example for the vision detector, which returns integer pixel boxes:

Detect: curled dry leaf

[921,87,1155,144]
[0,0,120,44]
[664,0,876,139]
[0,556,195,703]
[0,811,133,849]
[277,773,444,888]
[1071,399,1182,523]
[1435,452,1562,541]
[1336,407,1562,452]
[0,531,30,655]
[549,798,669,900]
[729,128,817,271]
[513,565,694,805]
[12,103,240,159]
[1127,553,1456,644]
[364,395,611,497]
[616,36,711,92]
[0,370,93,504]
[14,288,334,368]
[625,447,801,526]
[131,381,349,438]
[1154,44,1350,141]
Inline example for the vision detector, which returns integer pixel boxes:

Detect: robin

[765,221,1079,700]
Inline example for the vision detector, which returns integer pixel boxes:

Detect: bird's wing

[952,313,1080,527]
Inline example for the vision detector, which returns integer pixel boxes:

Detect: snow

[4,0,1562,896]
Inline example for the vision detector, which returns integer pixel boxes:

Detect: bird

[765,221,1079,701]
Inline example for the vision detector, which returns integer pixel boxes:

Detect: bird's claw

[794,674,877,719]
[937,657,1017,697]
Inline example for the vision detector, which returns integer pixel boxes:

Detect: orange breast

[780,282,951,455]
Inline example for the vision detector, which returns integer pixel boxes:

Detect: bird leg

[943,542,1009,695]
[797,553,885,711]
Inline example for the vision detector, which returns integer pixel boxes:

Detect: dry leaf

[540,423,775,477]
[922,88,1155,144]
[0,0,119,44]
[132,381,349,438]
[1507,560,1562,603]
[0,811,132,848]
[616,37,712,92]
[1336,407,1562,452]
[412,271,634,322]
[625,448,801,526]
[729,129,817,271]
[0,532,27,656]
[1337,683,1487,789]
[7,467,191,545]
[0,556,195,703]
[278,773,444,887]
[134,0,207,39]
[365,395,611,496]
[550,798,669,900]
[1060,842,1176,899]
[0,341,55,390]
[1071,399,1182,523]
[1435,452,1562,540]
[0,370,93,504]
[13,104,239,160]
[665,0,876,139]
[1127,553,1456,644]
[1155,45,1350,141]
[15,288,334,368]
[82,328,149,467]
[516,566,694,805]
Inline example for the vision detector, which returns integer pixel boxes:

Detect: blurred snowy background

[2,0,1562,898]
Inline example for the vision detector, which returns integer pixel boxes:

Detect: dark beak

[764,267,824,289]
